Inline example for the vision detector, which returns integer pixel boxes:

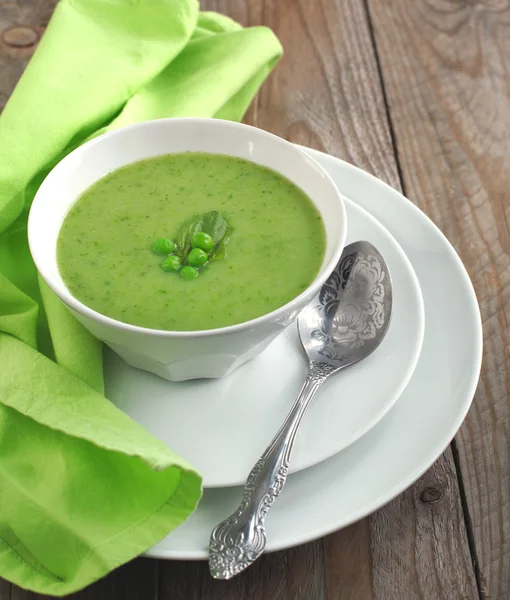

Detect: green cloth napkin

[0,0,282,595]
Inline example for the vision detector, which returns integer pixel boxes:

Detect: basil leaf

[210,223,232,261]
[174,211,232,261]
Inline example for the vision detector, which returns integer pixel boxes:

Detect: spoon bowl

[299,241,392,370]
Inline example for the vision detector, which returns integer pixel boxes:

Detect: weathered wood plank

[159,543,327,600]
[0,578,10,600]
[159,552,288,600]
[322,520,373,600]
[368,1,510,597]
[371,450,478,599]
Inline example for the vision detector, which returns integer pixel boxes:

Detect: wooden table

[1,1,508,598]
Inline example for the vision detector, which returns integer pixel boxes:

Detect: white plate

[105,197,424,487]
[143,147,482,558]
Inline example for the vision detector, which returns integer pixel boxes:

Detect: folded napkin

[0,0,282,595]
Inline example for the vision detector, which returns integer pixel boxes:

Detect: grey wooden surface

[1,0,508,597]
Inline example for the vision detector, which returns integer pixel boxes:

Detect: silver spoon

[209,241,392,579]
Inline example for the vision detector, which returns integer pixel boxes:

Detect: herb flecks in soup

[57,153,326,331]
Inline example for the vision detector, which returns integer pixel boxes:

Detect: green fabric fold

[0,0,282,595]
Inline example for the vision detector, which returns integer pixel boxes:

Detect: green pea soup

[57,153,326,331]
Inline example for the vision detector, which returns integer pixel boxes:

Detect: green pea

[153,238,175,254]
[180,266,199,280]
[160,255,182,272]
[191,232,214,251]
[187,248,208,267]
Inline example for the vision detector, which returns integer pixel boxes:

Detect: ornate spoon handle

[208,361,336,579]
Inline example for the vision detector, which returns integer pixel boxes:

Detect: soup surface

[58,153,326,331]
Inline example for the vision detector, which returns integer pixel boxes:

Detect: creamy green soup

[58,153,326,331]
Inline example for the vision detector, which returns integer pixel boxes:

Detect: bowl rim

[28,117,347,339]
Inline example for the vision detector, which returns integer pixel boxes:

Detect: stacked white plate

[105,147,482,559]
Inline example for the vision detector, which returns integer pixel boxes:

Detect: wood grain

[371,450,479,599]
[368,1,510,597]
[0,578,10,600]
[0,0,492,598]
[158,546,322,600]
[322,520,373,600]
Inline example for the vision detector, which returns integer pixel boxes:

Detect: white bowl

[28,118,347,381]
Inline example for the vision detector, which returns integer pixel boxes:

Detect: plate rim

[145,147,482,559]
